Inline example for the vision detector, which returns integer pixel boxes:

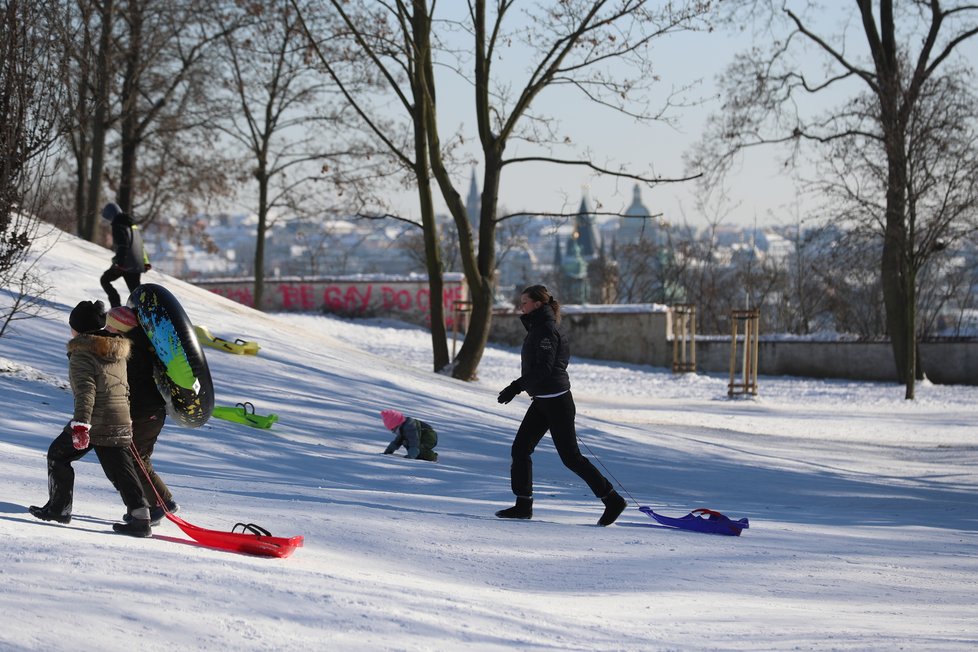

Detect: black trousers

[100,265,141,308]
[132,408,172,505]
[42,424,149,518]
[509,391,612,499]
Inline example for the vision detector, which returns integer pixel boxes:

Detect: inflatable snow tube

[128,284,214,428]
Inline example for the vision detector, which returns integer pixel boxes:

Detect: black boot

[149,500,179,525]
[126,499,179,526]
[29,504,71,524]
[495,497,533,520]
[598,491,626,526]
[113,507,152,537]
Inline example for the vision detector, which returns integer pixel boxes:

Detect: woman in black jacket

[496,285,626,525]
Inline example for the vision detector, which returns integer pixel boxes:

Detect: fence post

[728,308,760,397]
[671,304,697,373]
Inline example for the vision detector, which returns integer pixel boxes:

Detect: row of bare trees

[9,1,978,400]
[690,0,978,398]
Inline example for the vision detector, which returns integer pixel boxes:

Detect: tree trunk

[452,277,494,380]
[82,0,113,241]
[411,3,449,372]
[451,149,502,381]
[71,48,91,236]
[879,147,916,398]
[117,0,143,214]
[253,166,268,310]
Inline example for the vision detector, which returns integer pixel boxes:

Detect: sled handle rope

[130,441,171,516]
[233,522,272,537]
[576,436,641,508]
[236,401,256,415]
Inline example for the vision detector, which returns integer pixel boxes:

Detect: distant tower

[466,168,481,233]
[552,234,563,268]
[561,234,589,304]
[574,194,600,260]
[617,183,659,245]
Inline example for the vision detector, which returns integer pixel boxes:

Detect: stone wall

[489,306,978,385]
[193,282,978,385]
[489,305,674,367]
[692,339,978,385]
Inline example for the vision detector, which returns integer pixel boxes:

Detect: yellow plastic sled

[194,325,260,355]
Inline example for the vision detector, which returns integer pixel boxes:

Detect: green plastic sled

[212,402,279,429]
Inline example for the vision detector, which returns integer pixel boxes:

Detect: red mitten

[70,421,91,450]
[144,263,152,271]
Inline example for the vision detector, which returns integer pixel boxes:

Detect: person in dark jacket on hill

[105,306,179,524]
[29,300,153,537]
[495,285,626,526]
[100,202,150,308]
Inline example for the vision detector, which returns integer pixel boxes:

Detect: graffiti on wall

[203,280,466,327]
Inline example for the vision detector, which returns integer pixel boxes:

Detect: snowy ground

[1,228,976,651]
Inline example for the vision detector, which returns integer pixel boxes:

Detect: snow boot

[149,500,179,525]
[125,499,178,526]
[598,491,626,526]
[29,504,71,524]
[495,497,533,520]
[113,507,152,537]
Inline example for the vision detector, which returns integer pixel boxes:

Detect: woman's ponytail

[521,284,561,323]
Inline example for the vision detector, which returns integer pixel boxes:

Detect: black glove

[497,381,521,404]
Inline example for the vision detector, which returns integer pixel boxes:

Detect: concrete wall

[490,305,674,367]
[687,339,978,385]
[489,306,978,386]
[193,282,978,385]
[195,275,467,328]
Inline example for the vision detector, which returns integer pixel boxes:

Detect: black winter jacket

[516,304,570,397]
[110,212,148,272]
[125,327,166,417]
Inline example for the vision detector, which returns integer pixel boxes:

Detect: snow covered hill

[1,228,976,651]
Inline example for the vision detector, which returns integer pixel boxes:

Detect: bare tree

[76,0,115,241]
[293,0,453,372]
[692,1,978,398]
[213,0,350,309]
[423,0,710,380]
[112,0,235,220]
[0,0,69,335]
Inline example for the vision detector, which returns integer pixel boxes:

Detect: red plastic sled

[165,513,304,558]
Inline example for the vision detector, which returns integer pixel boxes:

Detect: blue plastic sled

[639,506,749,536]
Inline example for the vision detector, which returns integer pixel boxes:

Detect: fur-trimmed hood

[67,332,131,363]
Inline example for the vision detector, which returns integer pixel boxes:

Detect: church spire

[466,167,480,232]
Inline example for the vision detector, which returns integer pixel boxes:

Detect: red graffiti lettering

[416,288,430,312]
[212,286,255,308]
[324,285,373,313]
[380,286,412,311]
[279,284,316,310]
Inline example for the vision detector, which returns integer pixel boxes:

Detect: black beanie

[101,202,121,221]
[69,300,107,334]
